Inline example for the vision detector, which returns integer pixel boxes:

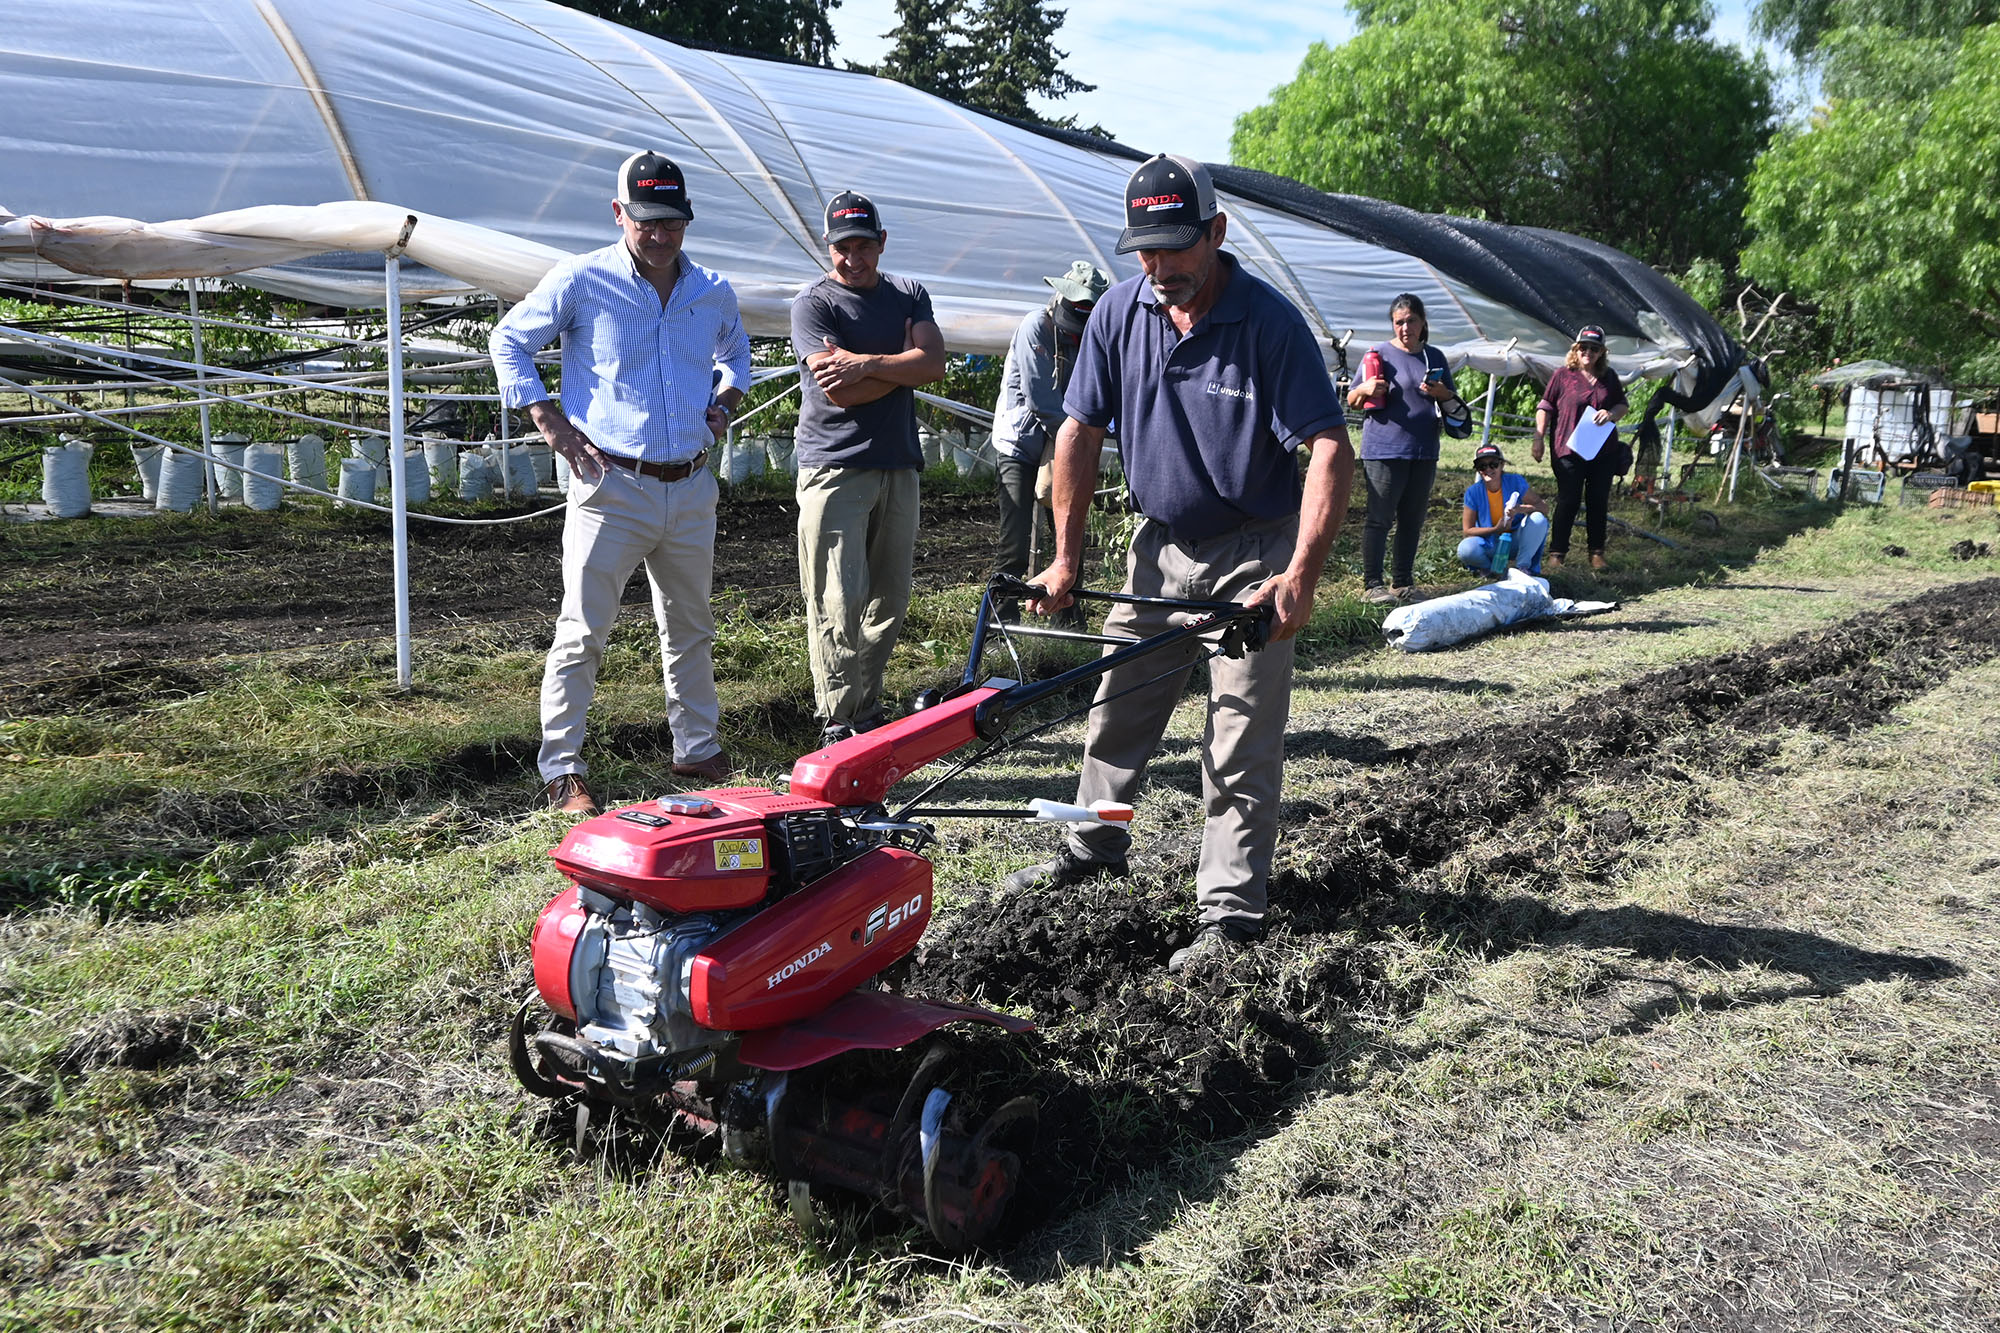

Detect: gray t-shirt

[791,273,936,469]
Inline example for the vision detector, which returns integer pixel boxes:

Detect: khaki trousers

[1068,515,1299,927]
[539,462,720,781]
[795,465,921,726]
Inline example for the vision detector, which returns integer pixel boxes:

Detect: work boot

[542,773,600,818]
[671,750,733,781]
[1167,919,1262,973]
[1003,848,1129,894]
[819,721,855,748]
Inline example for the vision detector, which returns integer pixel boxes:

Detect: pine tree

[559,1,841,67]
[960,0,1093,124]
[875,0,970,100]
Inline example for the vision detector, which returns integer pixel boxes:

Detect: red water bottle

[1359,348,1387,410]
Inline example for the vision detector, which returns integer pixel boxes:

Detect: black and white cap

[822,191,884,243]
[616,150,692,222]
[1115,153,1218,254]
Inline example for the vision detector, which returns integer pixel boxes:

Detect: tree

[873,0,1094,126]
[1229,0,1776,269]
[1753,0,1998,62]
[1743,24,2000,379]
[960,0,1094,124]
[875,0,968,100]
[559,1,841,66]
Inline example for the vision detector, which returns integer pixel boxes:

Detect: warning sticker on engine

[714,838,764,871]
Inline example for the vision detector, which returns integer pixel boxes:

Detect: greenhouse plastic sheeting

[0,0,1739,387]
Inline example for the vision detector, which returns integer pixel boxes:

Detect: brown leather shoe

[542,773,600,817]
[1546,552,1565,569]
[1589,551,1609,571]
[671,750,733,781]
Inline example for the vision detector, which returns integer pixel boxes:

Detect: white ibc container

[41,446,92,518]
[129,443,164,500]
[154,448,205,512]
[243,443,285,510]
[288,434,329,492]
[336,456,378,506]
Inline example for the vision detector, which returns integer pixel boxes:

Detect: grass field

[4,463,1999,1331]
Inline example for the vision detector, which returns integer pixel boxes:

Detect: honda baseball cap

[1574,324,1607,347]
[1473,443,1506,468]
[822,191,884,244]
[1115,153,1219,254]
[616,151,692,222]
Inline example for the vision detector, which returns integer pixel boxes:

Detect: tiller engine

[511,578,1269,1246]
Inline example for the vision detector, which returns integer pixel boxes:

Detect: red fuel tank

[689,846,933,1031]
[549,787,833,912]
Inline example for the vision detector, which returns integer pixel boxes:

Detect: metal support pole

[385,239,415,691]
[1479,373,1499,449]
[1661,411,1678,485]
[495,297,511,463]
[189,281,219,516]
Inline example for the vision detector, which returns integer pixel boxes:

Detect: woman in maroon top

[1531,324,1628,570]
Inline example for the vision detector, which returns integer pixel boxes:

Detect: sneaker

[1390,585,1415,602]
[1361,584,1398,605]
[542,773,600,818]
[1003,848,1129,894]
[671,750,733,781]
[819,722,855,748]
[1167,919,1262,973]
[853,711,890,734]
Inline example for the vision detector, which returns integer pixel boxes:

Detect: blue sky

[832,1,1771,164]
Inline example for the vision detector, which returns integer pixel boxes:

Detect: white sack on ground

[1381,569,1617,653]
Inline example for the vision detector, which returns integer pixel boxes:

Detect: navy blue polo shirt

[1063,252,1344,544]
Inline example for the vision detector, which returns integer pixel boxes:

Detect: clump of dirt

[906,577,2000,1231]
[1883,544,1908,557]
[4,660,211,718]
[1950,540,1991,561]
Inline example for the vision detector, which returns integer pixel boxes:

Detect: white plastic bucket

[155,448,206,513]
[129,443,164,500]
[41,446,92,518]
[288,434,328,492]
[243,443,285,510]
[337,456,378,506]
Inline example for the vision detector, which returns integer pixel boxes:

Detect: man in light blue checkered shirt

[491,151,752,816]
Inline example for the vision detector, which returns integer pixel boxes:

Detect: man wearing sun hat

[490,149,750,817]
[791,190,947,745]
[990,258,1113,619]
[1011,153,1355,972]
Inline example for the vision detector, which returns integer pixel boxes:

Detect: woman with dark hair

[1531,325,1628,571]
[1346,293,1466,603]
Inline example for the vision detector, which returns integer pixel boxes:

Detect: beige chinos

[795,464,921,726]
[1067,513,1298,927]
[539,462,720,781]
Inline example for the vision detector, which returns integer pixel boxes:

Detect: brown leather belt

[604,448,708,482]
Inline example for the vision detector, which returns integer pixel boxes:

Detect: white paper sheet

[1565,417,1615,459]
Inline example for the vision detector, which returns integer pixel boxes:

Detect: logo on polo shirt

[1131,193,1185,212]
[1206,382,1254,402]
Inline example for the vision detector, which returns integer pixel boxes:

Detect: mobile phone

[1425,367,1445,383]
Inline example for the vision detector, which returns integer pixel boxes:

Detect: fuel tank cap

[658,796,719,817]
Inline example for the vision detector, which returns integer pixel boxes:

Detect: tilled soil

[903,577,2000,1238]
[0,488,1000,694]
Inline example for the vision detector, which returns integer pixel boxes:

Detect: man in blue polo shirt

[1015,153,1355,972]
[491,150,751,816]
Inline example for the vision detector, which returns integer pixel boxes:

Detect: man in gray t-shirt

[790,191,946,742]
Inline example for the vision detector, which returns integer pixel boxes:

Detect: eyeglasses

[1475,460,1502,470]
[632,218,689,235]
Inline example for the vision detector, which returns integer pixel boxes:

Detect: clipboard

[1565,418,1614,460]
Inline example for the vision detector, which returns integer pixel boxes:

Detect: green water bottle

[1489,529,1514,574]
